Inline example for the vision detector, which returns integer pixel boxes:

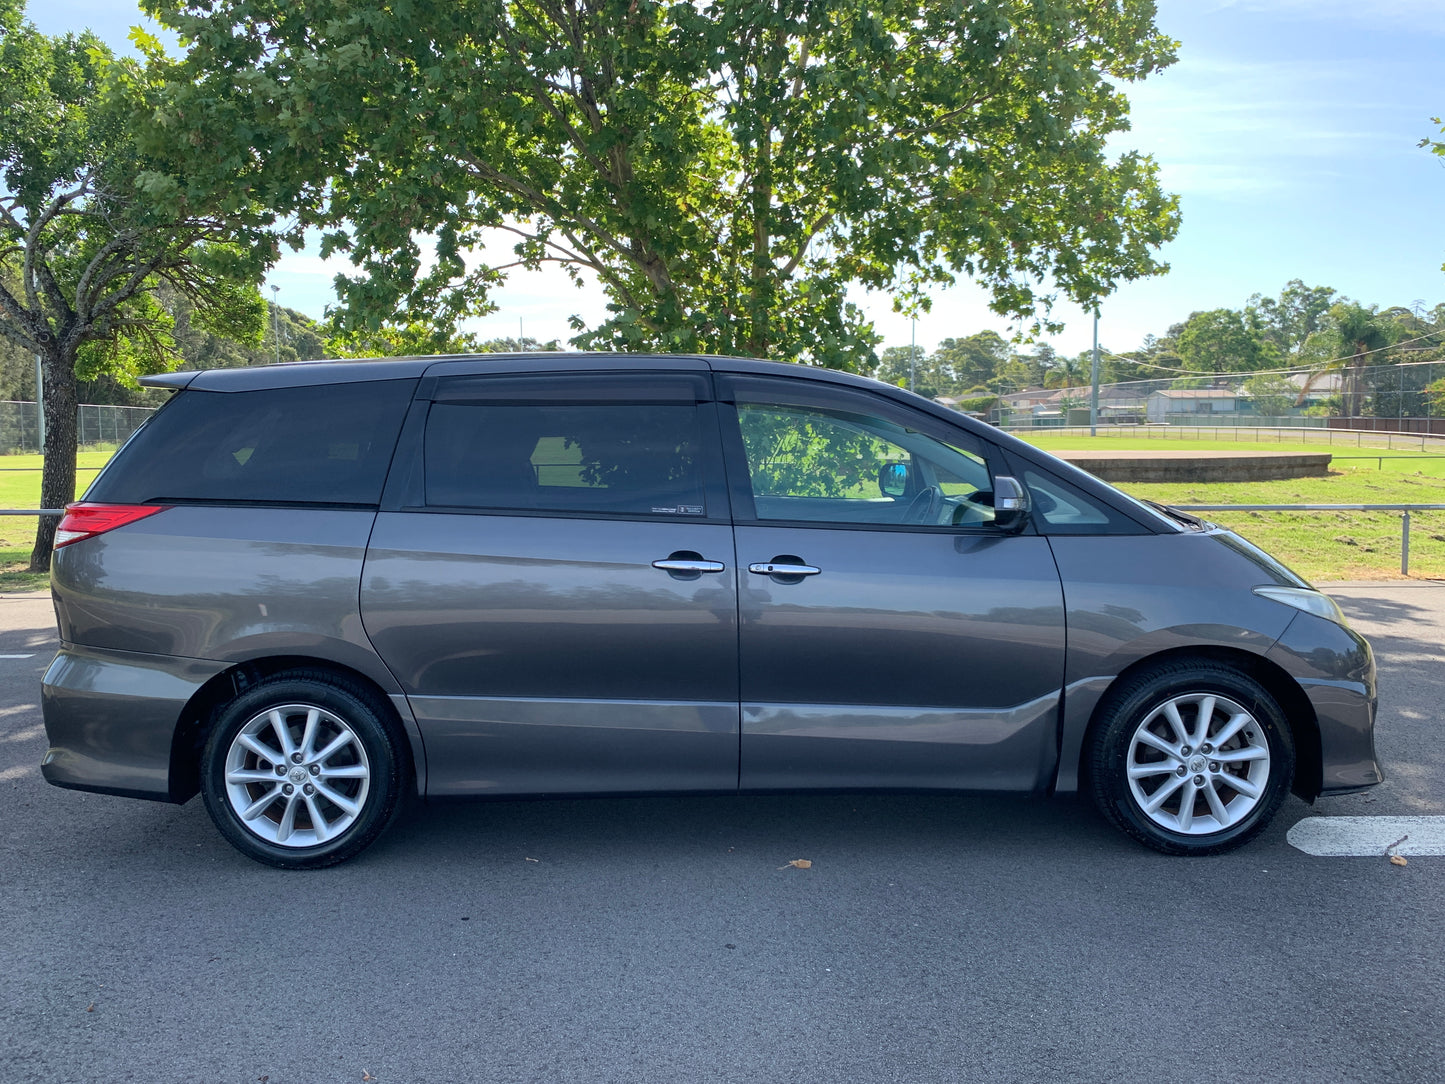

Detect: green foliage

[933,332,1011,393]
[1045,351,1089,389]
[326,321,486,359]
[1241,372,1296,417]
[326,323,566,358]
[953,394,999,414]
[1175,308,1277,374]
[1426,377,1445,413]
[0,1,277,568]
[143,0,1180,367]
[738,404,888,498]
[1246,280,1337,357]
[474,337,564,353]
[873,345,930,393]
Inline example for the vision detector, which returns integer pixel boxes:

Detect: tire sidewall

[200,675,403,869]
[1092,665,1295,855]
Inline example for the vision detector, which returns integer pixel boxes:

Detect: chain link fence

[994,357,1445,430]
[0,402,156,454]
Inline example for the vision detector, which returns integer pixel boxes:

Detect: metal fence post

[1402,511,1411,576]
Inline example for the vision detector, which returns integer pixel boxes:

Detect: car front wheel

[1089,662,1295,855]
[200,671,406,868]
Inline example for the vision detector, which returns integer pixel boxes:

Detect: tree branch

[779,211,834,278]
[459,153,640,270]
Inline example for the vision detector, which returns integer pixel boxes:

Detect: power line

[1092,328,1444,378]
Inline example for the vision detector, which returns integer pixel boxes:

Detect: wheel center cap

[1189,756,1206,773]
[289,766,309,784]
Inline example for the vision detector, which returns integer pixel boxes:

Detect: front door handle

[748,561,821,577]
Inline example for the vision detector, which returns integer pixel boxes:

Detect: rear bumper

[41,642,226,802]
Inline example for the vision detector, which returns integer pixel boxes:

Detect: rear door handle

[653,559,726,573]
[748,562,821,577]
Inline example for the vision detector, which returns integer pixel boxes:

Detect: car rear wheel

[1088,662,1295,855]
[200,671,406,868]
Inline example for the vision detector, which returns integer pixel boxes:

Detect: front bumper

[1266,612,1382,796]
[41,642,227,802]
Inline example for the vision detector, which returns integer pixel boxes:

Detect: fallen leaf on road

[1386,833,1409,866]
[778,859,812,870]
[85,1003,94,1013]
[362,1072,373,1082]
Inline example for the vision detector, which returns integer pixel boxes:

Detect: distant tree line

[875,280,1445,416]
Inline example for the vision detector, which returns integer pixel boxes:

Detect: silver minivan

[40,354,1381,867]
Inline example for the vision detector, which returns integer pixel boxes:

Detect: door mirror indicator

[992,476,1032,533]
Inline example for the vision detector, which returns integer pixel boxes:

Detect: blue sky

[25,0,1445,359]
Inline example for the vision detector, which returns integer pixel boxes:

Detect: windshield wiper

[1144,499,1209,530]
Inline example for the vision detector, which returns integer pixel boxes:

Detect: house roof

[1150,388,1239,399]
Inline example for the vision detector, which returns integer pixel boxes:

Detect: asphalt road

[2,584,1442,1083]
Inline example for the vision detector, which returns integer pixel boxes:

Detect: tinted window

[1017,466,1148,535]
[86,381,413,506]
[424,401,708,516]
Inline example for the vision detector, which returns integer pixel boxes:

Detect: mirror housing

[991,475,1032,533]
[878,461,909,498]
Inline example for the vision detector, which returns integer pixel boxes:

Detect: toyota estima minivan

[40,354,1381,867]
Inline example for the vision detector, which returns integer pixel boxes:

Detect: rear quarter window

[85,380,414,506]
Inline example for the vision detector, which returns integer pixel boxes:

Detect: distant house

[997,384,1149,425]
[1146,388,1241,421]
[1285,371,1342,401]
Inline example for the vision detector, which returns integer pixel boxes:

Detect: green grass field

[1023,435,1445,581]
[0,452,112,591]
[1,439,1441,588]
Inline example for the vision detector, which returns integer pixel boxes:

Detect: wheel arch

[1071,645,1322,802]
[168,655,424,804]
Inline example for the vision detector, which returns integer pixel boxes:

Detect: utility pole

[271,285,280,365]
[909,315,916,392]
[30,259,45,453]
[34,353,44,453]
[1090,309,1101,436]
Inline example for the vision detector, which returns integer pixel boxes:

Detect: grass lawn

[1023,435,1445,581]
[0,451,113,592]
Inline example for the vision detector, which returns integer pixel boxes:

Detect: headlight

[1253,586,1348,625]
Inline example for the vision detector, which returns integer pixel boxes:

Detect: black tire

[1087,661,1295,856]
[200,670,408,869]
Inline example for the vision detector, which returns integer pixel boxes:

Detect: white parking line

[0,653,34,659]
[1287,816,1445,856]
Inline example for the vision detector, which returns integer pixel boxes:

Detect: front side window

[734,397,996,528]
[424,401,707,517]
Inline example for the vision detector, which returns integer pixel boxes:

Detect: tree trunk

[29,346,79,572]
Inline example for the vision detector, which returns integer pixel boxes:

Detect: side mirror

[878,461,909,498]
[991,475,1032,533]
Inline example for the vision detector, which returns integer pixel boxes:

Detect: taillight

[53,503,169,549]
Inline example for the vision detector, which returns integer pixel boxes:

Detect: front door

[718,375,1067,792]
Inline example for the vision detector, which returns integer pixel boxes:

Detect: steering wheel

[903,485,944,525]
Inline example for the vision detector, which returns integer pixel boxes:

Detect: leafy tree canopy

[0,0,273,567]
[1245,279,1337,357]
[1241,371,1295,418]
[1174,308,1277,374]
[142,0,1181,367]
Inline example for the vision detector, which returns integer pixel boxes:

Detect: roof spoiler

[139,371,200,390]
